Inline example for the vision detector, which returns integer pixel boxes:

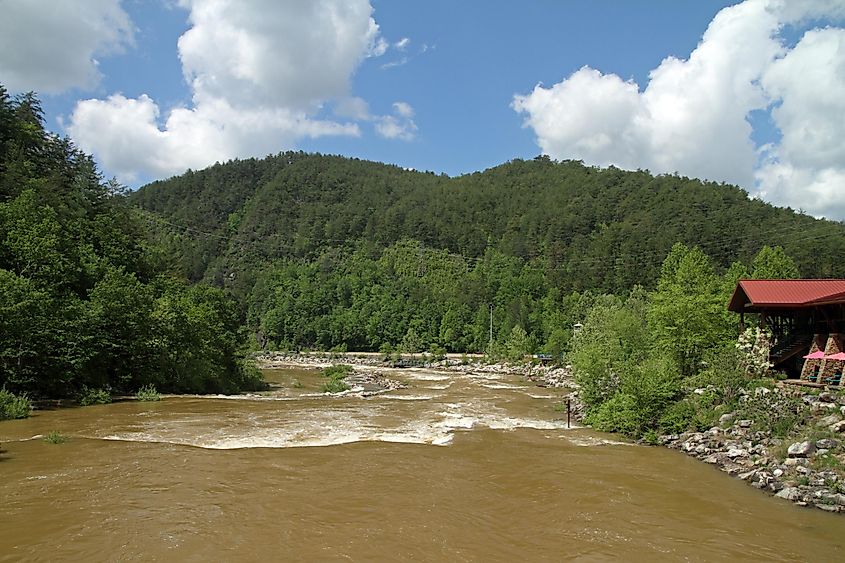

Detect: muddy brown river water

[2,367,845,562]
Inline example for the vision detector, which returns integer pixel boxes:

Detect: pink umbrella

[824,352,845,361]
[803,350,827,359]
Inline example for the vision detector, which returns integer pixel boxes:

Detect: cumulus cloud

[68,93,358,183]
[513,0,845,219]
[757,27,845,216]
[68,0,380,182]
[375,102,417,140]
[0,0,133,93]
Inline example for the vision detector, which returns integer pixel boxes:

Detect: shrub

[736,326,773,378]
[135,384,161,402]
[658,399,697,434]
[0,388,31,420]
[321,364,352,393]
[736,390,807,438]
[689,344,747,407]
[429,344,447,361]
[322,378,349,393]
[322,365,353,379]
[44,431,67,444]
[77,387,112,406]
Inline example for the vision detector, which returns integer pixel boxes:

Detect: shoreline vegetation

[258,352,845,514]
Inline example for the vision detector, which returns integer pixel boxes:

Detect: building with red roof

[728,280,845,383]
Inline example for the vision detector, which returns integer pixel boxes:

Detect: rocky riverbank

[659,385,845,513]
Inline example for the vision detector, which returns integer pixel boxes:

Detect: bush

[690,344,747,407]
[322,365,353,379]
[658,399,697,434]
[77,387,112,406]
[0,388,31,420]
[736,390,807,438]
[322,378,349,393]
[429,344,447,361]
[585,355,681,438]
[135,384,161,402]
[321,364,352,393]
[43,431,67,444]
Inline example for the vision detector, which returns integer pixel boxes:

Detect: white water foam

[400,372,451,382]
[480,383,528,390]
[423,382,454,390]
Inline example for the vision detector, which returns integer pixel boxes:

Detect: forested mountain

[132,152,845,354]
[134,151,845,295]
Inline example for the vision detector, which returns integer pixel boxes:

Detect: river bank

[658,383,845,513]
[255,352,845,514]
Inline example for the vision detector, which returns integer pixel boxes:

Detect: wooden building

[728,279,845,382]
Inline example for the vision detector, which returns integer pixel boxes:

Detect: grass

[812,453,843,471]
[43,431,67,444]
[0,388,31,420]
[135,384,161,402]
[77,386,112,406]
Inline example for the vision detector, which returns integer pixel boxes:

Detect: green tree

[647,243,734,376]
[751,246,800,279]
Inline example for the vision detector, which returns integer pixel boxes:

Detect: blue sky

[2,1,844,218]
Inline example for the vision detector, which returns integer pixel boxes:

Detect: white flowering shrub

[736,326,773,378]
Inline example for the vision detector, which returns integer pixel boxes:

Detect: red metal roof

[728,279,845,312]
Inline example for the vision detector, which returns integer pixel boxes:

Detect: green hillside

[131,152,845,354]
[133,152,845,294]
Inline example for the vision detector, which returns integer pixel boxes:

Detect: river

[2,366,844,561]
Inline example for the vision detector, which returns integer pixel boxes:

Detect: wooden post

[567,398,571,429]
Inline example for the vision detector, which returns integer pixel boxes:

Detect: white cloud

[334,96,372,120]
[756,27,845,216]
[375,101,417,140]
[68,93,358,183]
[68,0,379,183]
[513,0,845,219]
[0,0,133,93]
[395,37,410,51]
[392,101,414,118]
[370,37,389,57]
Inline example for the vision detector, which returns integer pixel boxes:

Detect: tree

[751,246,800,279]
[647,243,734,376]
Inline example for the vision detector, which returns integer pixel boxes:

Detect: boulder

[787,441,816,458]
[817,438,841,450]
[738,419,753,428]
[817,414,841,428]
[738,469,758,481]
[702,453,723,464]
[719,413,735,426]
[784,457,808,466]
[726,447,748,458]
[776,487,802,501]
[829,421,845,433]
[812,402,838,412]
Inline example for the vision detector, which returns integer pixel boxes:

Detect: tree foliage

[0,87,264,399]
